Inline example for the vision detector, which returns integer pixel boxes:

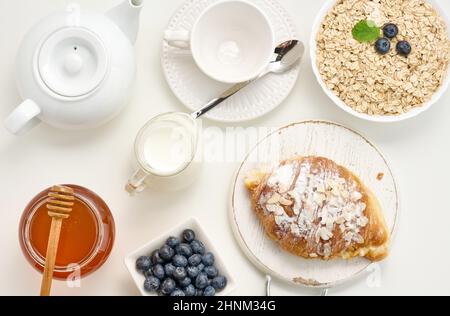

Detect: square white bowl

[124,217,236,296]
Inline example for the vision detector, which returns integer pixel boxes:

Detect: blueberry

[172,254,188,268]
[187,266,200,279]
[144,269,153,279]
[211,276,227,290]
[184,284,196,296]
[195,272,209,289]
[144,276,160,292]
[204,266,218,278]
[175,243,193,257]
[182,229,196,243]
[188,254,202,267]
[173,267,187,280]
[152,264,165,280]
[375,37,391,55]
[151,250,165,265]
[179,277,192,288]
[166,236,181,248]
[161,278,176,296]
[396,40,411,57]
[159,245,175,261]
[171,289,185,296]
[190,240,205,255]
[203,286,216,296]
[136,256,152,272]
[164,263,176,277]
[383,23,398,39]
[202,252,215,266]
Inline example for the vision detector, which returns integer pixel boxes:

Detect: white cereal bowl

[124,217,236,296]
[310,0,450,123]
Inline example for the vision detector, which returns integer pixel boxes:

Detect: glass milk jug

[126,112,201,194]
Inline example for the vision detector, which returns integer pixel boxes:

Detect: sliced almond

[316,192,327,203]
[336,216,346,225]
[357,216,369,228]
[326,218,335,232]
[319,227,332,241]
[267,193,281,204]
[316,183,326,193]
[353,234,365,244]
[351,191,363,202]
[279,196,293,206]
[266,204,285,216]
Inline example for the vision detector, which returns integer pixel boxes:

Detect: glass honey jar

[19,185,115,280]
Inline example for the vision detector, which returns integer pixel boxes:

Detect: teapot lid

[37,27,109,98]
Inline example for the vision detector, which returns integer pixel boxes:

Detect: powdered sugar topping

[258,158,369,259]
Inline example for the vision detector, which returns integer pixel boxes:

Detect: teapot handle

[4,99,41,135]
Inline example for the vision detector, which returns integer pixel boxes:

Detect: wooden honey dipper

[40,185,75,296]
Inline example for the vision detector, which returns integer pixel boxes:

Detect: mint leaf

[352,20,380,43]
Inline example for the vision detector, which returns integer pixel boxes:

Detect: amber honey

[19,185,115,280]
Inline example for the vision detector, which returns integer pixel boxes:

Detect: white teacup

[164,0,274,83]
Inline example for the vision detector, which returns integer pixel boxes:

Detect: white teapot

[5,0,144,135]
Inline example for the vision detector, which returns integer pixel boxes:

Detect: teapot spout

[106,0,144,44]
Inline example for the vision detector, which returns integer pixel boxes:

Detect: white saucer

[230,121,399,288]
[161,0,300,123]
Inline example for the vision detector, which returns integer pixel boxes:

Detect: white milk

[142,121,193,175]
[127,112,201,194]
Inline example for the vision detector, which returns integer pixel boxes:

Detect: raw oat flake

[316,0,450,116]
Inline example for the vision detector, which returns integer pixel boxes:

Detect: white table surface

[1,0,449,296]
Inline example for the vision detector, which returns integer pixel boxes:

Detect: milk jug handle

[125,169,148,195]
[4,99,41,135]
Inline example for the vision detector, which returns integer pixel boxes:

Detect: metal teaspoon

[191,40,305,119]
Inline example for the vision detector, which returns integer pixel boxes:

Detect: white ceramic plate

[310,0,450,123]
[161,0,300,123]
[230,121,399,288]
[125,217,236,296]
